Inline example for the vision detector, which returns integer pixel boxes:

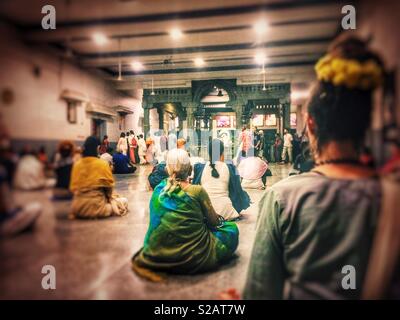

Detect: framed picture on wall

[265,114,277,126]
[216,115,231,128]
[252,114,264,126]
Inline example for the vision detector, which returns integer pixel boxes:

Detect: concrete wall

[0,23,143,155]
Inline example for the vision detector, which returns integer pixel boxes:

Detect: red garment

[130,136,138,163]
[131,137,138,148]
[99,139,109,154]
[240,131,252,152]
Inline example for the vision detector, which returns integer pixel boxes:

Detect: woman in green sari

[132,148,239,278]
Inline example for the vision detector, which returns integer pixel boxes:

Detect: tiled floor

[0,163,291,299]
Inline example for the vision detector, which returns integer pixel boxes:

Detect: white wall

[0,23,143,148]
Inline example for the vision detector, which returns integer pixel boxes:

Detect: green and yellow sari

[132,179,238,279]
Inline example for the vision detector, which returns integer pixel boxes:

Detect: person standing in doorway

[281,128,293,164]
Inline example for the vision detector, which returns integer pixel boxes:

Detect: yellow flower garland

[315,54,383,90]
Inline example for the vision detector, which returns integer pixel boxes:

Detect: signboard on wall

[216,115,231,128]
[265,114,277,126]
[252,114,264,126]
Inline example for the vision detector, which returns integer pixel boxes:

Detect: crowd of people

[1,35,400,299]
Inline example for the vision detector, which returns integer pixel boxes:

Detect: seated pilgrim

[13,149,54,190]
[100,147,114,169]
[52,140,75,200]
[112,149,137,174]
[148,161,168,190]
[243,36,389,299]
[193,139,250,221]
[148,139,192,190]
[69,136,128,219]
[132,148,238,278]
[237,147,269,189]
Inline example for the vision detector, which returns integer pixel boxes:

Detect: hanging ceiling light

[253,19,269,36]
[254,52,267,65]
[194,57,205,67]
[131,61,144,72]
[170,28,183,40]
[92,32,108,46]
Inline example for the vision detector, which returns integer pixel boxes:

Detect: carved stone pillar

[235,104,243,130]
[143,102,150,138]
[185,102,196,130]
[157,107,164,131]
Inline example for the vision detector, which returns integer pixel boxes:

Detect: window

[67,101,78,124]
[252,114,264,126]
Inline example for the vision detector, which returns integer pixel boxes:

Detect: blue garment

[112,153,136,174]
[192,162,251,213]
[148,162,168,189]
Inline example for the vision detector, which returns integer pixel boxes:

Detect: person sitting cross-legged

[132,148,239,279]
[52,140,75,200]
[237,147,269,190]
[193,139,250,221]
[69,136,128,219]
[112,149,137,174]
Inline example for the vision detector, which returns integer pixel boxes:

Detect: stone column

[143,102,150,138]
[157,107,164,131]
[185,102,195,129]
[235,104,243,130]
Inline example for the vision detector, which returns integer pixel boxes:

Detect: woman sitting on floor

[112,149,137,174]
[244,36,389,299]
[13,148,53,190]
[53,140,75,200]
[193,139,250,221]
[132,148,239,278]
[237,147,269,190]
[69,136,128,219]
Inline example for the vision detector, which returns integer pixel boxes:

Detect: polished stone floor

[0,163,291,300]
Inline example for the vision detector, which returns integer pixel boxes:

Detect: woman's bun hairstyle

[308,35,385,151]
